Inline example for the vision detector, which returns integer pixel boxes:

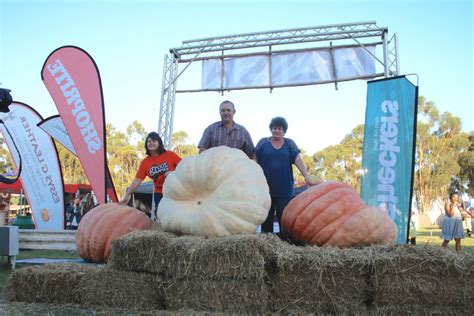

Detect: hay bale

[163,277,269,313]
[77,267,165,309]
[108,230,282,281]
[370,245,473,309]
[5,263,97,303]
[368,304,472,315]
[164,233,281,280]
[107,229,175,274]
[269,242,370,314]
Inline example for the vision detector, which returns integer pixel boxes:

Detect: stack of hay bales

[5,229,473,314]
[108,230,278,313]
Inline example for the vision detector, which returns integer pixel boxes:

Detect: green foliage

[171,131,198,157]
[415,96,470,212]
[457,132,474,196]
[293,148,316,185]
[313,124,364,192]
[56,142,87,184]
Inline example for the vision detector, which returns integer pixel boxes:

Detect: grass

[414,226,474,255]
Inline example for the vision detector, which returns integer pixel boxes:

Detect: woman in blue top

[255,117,320,233]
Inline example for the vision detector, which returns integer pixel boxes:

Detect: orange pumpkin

[281,182,397,247]
[76,203,154,263]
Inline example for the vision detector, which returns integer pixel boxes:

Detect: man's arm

[198,125,211,153]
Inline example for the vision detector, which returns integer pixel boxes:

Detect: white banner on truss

[202,46,376,89]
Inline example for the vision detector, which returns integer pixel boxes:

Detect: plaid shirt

[198,121,254,158]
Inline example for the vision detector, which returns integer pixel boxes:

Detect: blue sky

[1,0,472,154]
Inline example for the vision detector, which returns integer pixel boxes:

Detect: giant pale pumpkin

[281,181,397,247]
[157,146,270,237]
[76,203,154,263]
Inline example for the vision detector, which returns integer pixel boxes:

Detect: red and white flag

[41,46,115,204]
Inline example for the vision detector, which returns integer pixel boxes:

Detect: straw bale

[269,242,370,314]
[163,277,269,313]
[370,245,473,308]
[77,267,165,309]
[108,230,283,281]
[107,229,175,274]
[368,304,473,315]
[164,233,281,280]
[5,263,98,304]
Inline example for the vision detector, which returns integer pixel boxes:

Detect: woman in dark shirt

[254,117,320,233]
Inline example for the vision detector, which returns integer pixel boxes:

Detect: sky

[1,0,473,155]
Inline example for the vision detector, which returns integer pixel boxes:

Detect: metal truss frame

[158,21,399,147]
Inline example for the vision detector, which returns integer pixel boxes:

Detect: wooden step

[19,230,76,251]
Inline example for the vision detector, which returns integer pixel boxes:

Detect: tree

[414,96,470,213]
[171,131,198,157]
[56,142,87,184]
[107,123,145,197]
[313,124,364,192]
[293,148,316,186]
[456,131,474,197]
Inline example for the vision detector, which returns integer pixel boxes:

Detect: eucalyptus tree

[313,124,364,192]
[56,142,87,184]
[107,122,145,197]
[414,96,469,212]
[171,131,198,157]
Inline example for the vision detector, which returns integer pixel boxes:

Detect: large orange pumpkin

[76,203,154,263]
[281,182,397,247]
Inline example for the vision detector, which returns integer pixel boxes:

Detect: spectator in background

[68,196,82,230]
[441,191,465,254]
[462,198,473,237]
[198,100,255,158]
[64,198,75,229]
